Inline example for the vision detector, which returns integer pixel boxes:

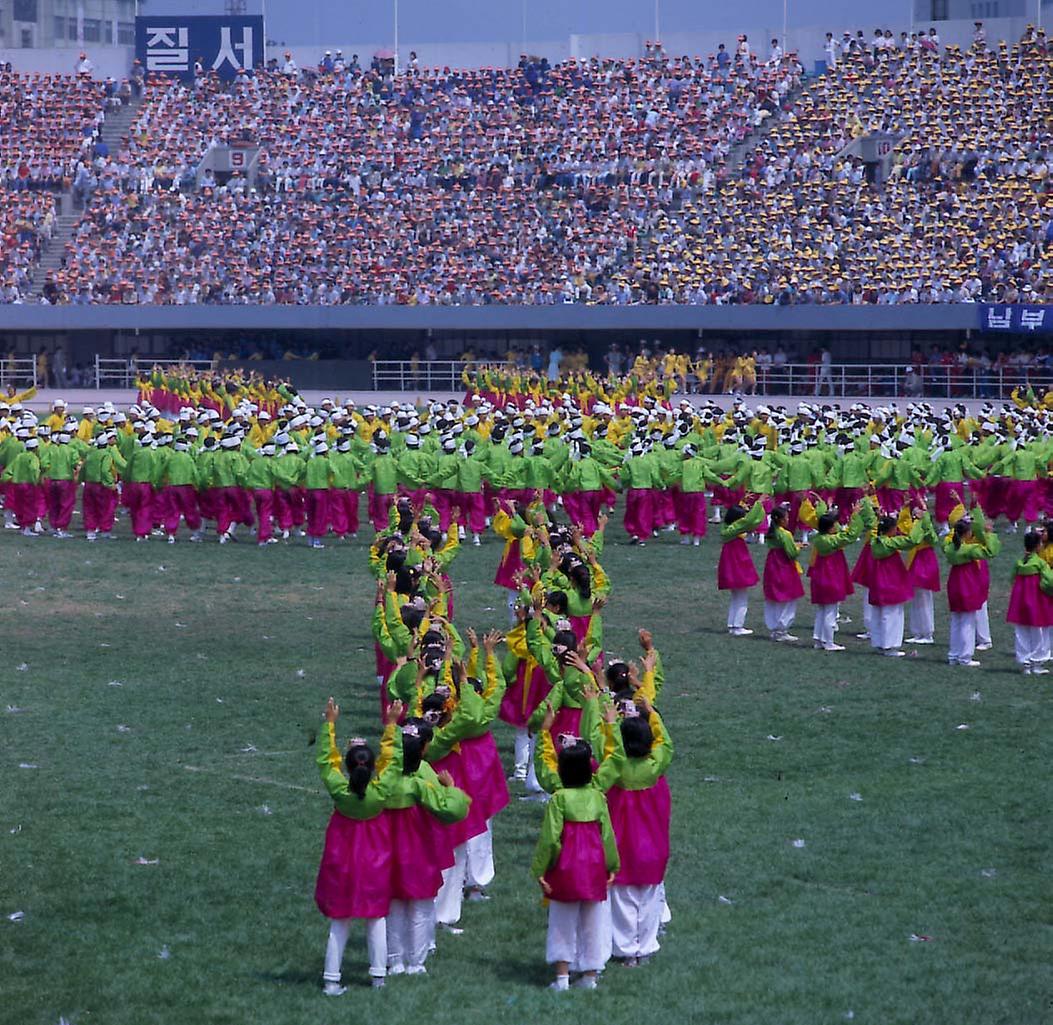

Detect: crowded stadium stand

[0,23,1050,385]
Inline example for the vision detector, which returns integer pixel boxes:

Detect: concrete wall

[0,303,983,332]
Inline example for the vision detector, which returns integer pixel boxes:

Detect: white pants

[324,917,387,981]
[948,610,977,664]
[859,587,873,635]
[386,898,434,969]
[512,728,531,777]
[727,589,749,629]
[869,603,905,652]
[465,821,495,888]
[545,899,611,972]
[1013,625,1049,666]
[610,884,663,959]
[435,844,467,925]
[909,589,934,641]
[976,601,991,646]
[764,600,797,634]
[812,603,839,646]
[658,881,671,923]
[525,733,543,793]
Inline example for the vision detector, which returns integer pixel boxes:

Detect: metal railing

[372,360,468,391]
[94,357,215,388]
[0,357,38,390]
[737,363,1053,400]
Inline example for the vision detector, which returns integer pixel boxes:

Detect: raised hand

[384,699,405,725]
[324,696,340,723]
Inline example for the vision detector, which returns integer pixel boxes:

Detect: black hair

[400,602,425,632]
[397,510,414,535]
[401,719,434,774]
[557,741,593,788]
[952,520,969,550]
[344,743,376,798]
[621,715,655,759]
[817,511,838,534]
[1024,531,1041,553]
[421,692,448,723]
[877,515,897,536]
[394,565,420,595]
[766,506,788,540]
[725,504,746,525]
[605,661,629,690]
[421,628,445,648]
[567,562,592,600]
[385,548,407,573]
[552,628,578,665]
[545,590,569,615]
[558,552,581,576]
[426,528,444,550]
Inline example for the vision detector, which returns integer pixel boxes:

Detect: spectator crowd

[0,26,1050,306]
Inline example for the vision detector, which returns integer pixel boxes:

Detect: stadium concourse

[1,24,1050,305]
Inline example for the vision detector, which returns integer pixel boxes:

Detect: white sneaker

[387,962,405,976]
[1031,666,1049,675]
[905,637,933,645]
[21,527,35,537]
[549,976,570,991]
[310,539,325,549]
[282,529,290,540]
[86,531,97,542]
[975,642,992,652]
[440,923,464,935]
[405,965,427,976]
[323,982,347,997]
[167,535,176,544]
[573,975,598,990]
[882,650,906,658]
[855,632,871,640]
[472,534,481,546]
[775,633,798,643]
[218,534,228,544]
[730,627,753,636]
[823,643,846,652]
[693,538,700,546]
[189,532,203,543]
[951,660,981,668]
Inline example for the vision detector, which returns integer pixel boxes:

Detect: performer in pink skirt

[905,508,941,645]
[314,697,405,995]
[1006,532,1053,674]
[942,511,1001,668]
[717,499,766,636]
[530,724,620,991]
[807,504,864,651]
[867,512,925,657]
[762,506,807,643]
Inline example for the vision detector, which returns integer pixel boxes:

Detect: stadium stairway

[30,93,143,301]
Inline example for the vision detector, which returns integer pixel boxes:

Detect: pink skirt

[458,733,510,823]
[315,810,393,919]
[494,540,523,590]
[717,537,759,591]
[499,661,552,729]
[908,546,941,592]
[543,820,609,904]
[868,553,913,607]
[934,481,962,523]
[850,541,874,588]
[763,548,805,602]
[607,777,671,887]
[430,751,475,848]
[387,804,447,900]
[808,550,854,605]
[947,559,989,614]
[1006,573,1053,627]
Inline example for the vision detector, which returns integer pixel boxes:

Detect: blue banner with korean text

[978,304,1053,334]
[135,16,263,82]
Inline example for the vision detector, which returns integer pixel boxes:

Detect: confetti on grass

[258,804,273,816]
[240,745,258,753]
[849,792,863,802]
[18,763,38,770]
[790,838,807,848]
[116,725,131,733]
[16,663,28,672]
[6,911,24,922]
[970,691,982,702]
[956,723,971,731]
[909,933,933,942]
[6,706,25,714]
[295,669,306,678]
[717,895,734,906]
[980,868,998,878]
[158,945,171,960]
[766,734,783,742]
[132,857,159,866]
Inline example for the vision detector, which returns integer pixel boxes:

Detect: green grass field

[2,517,1050,1025]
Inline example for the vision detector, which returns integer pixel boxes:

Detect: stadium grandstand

[0,11,1051,390]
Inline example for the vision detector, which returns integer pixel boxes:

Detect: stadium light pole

[654,0,660,43]
[394,0,400,73]
[782,0,788,51]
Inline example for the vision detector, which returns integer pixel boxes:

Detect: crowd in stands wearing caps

[638,27,1053,304]
[39,47,801,304]
[0,193,57,303]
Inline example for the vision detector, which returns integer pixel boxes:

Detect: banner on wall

[978,304,1053,334]
[135,16,264,82]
